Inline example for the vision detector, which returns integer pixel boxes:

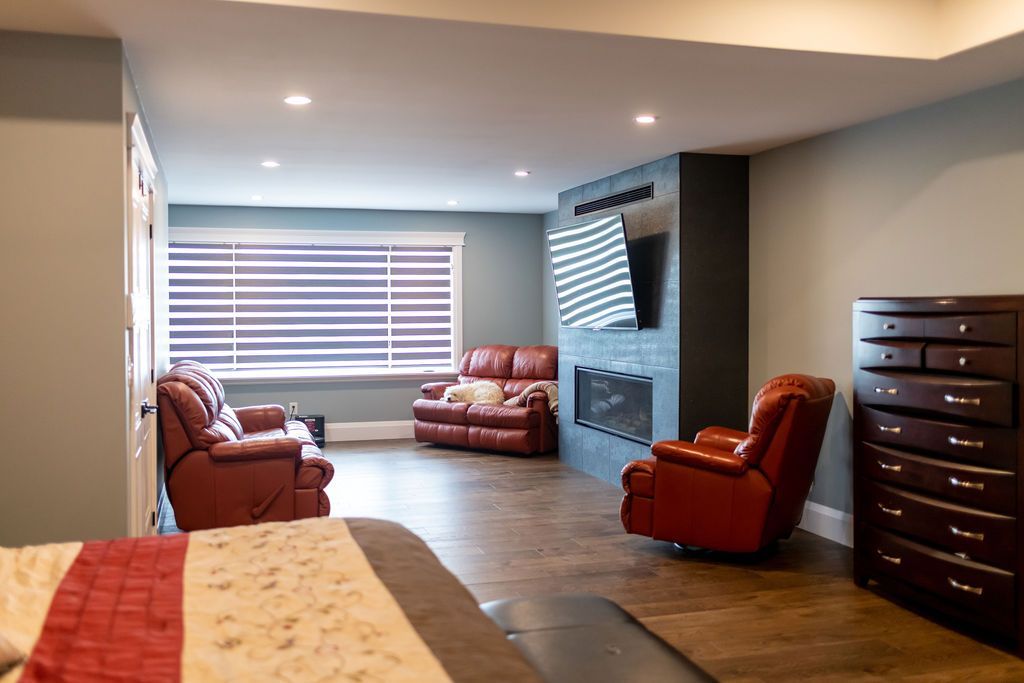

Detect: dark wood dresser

[853,296,1024,651]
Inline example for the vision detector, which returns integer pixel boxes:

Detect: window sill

[215,369,459,385]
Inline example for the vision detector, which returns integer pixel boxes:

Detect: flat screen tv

[547,213,639,330]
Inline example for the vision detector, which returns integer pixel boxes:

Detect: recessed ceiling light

[261,160,280,168]
[446,200,459,206]
[634,114,657,125]
[283,95,312,106]
[514,170,531,177]
[251,194,263,201]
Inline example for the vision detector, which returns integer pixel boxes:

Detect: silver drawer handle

[944,394,981,406]
[877,503,902,517]
[948,577,983,595]
[880,352,893,360]
[949,476,984,491]
[949,525,985,541]
[948,436,984,449]
[883,322,896,330]
[877,549,902,565]
[878,461,902,472]
[878,425,902,434]
[958,356,968,367]
[959,324,970,334]
[875,387,899,395]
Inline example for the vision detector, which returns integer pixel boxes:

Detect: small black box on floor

[297,415,326,447]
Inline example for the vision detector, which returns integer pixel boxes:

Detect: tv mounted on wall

[547,213,639,330]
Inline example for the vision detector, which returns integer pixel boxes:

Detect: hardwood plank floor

[324,439,1024,682]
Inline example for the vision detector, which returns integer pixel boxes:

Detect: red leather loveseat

[413,345,558,455]
[157,360,334,530]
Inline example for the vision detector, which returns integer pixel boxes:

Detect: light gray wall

[541,210,559,345]
[749,76,1024,514]
[168,205,546,423]
[0,33,166,545]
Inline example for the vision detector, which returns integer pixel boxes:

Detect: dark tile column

[552,152,748,486]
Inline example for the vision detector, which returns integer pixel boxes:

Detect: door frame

[127,114,159,536]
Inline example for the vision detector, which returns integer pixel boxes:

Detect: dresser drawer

[855,371,1014,426]
[924,313,1016,345]
[858,313,924,340]
[863,480,1016,570]
[860,406,1016,468]
[856,341,923,371]
[862,443,1016,515]
[924,344,1016,381]
[865,526,1014,631]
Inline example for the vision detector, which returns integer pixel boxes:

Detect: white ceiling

[4,0,1024,213]
[227,0,1024,59]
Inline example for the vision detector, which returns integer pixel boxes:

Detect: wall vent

[574,183,654,216]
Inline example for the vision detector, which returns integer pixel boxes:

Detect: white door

[127,117,158,536]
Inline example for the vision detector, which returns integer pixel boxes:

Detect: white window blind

[167,233,461,379]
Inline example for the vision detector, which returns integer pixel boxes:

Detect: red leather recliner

[413,345,558,455]
[621,374,836,553]
[157,361,334,531]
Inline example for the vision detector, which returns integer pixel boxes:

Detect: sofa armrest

[694,426,749,453]
[235,404,287,433]
[621,457,656,494]
[652,440,748,476]
[208,437,301,463]
[421,381,457,400]
[525,391,549,410]
[296,451,335,489]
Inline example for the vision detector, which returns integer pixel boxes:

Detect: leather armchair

[413,345,558,455]
[621,374,836,553]
[157,361,334,531]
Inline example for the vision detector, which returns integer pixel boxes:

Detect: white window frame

[167,227,465,383]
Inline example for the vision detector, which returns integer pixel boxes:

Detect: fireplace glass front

[575,367,653,444]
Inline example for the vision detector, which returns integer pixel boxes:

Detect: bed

[0,518,541,682]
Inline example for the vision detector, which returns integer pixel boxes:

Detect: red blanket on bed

[21,535,188,681]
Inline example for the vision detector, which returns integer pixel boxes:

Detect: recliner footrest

[481,594,716,682]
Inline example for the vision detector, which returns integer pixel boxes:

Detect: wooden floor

[323,440,1024,682]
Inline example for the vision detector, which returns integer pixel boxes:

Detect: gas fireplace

[575,367,653,445]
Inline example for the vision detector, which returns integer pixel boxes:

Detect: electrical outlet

[288,402,299,416]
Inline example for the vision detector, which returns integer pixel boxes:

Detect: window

[167,228,464,380]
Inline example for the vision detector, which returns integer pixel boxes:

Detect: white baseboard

[325,419,415,442]
[798,500,854,547]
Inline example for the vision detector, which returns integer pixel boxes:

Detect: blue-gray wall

[168,205,546,423]
[541,210,559,345]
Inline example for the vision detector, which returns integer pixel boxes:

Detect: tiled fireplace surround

[556,153,749,485]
